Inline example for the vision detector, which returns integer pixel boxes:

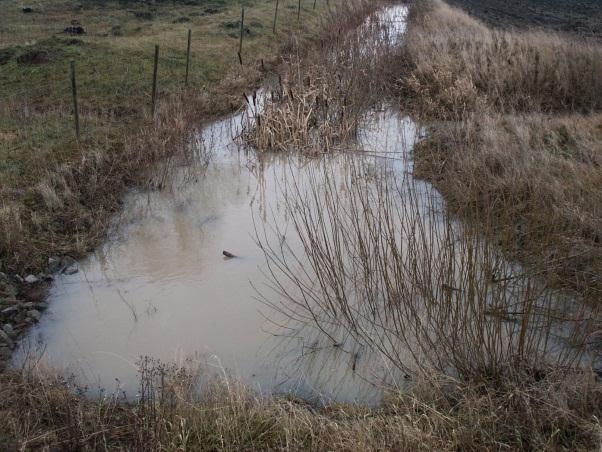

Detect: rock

[24,274,39,284]
[34,302,48,311]
[64,25,86,35]
[1,306,18,316]
[2,324,15,337]
[0,329,15,349]
[0,346,10,360]
[26,310,41,322]
[63,264,79,275]
[22,6,33,13]
[48,257,61,273]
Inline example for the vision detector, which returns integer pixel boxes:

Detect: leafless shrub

[256,152,599,382]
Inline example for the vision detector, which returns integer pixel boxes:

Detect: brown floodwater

[15,92,426,403]
[13,4,592,403]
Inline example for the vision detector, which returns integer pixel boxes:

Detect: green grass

[0,0,330,272]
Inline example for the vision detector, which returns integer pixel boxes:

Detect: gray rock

[0,329,15,349]
[0,346,10,360]
[48,256,61,273]
[27,309,42,322]
[2,324,15,337]
[1,306,18,316]
[34,302,49,311]
[63,264,79,275]
[24,274,39,284]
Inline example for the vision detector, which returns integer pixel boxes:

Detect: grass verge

[396,0,602,302]
[1,364,601,450]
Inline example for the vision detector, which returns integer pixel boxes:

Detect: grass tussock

[397,0,602,300]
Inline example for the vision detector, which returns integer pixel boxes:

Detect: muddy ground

[446,0,602,37]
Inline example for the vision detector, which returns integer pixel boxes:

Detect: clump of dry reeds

[242,1,399,155]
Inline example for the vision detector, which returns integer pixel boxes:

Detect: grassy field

[0,0,327,274]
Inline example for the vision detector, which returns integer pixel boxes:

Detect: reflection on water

[14,102,423,403]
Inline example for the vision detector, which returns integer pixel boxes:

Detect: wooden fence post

[185,29,192,86]
[152,44,159,117]
[69,60,80,139]
[273,0,279,34]
[238,7,245,65]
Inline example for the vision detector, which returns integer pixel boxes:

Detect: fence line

[1,0,330,137]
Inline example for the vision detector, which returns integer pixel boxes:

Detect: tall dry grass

[398,0,602,118]
[1,361,601,450]
[242,1,398,155]
[396,0,602,301]
[415,113,602,300]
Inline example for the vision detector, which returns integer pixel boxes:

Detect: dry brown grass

[396,0,602,301]
[1,363,601,451]
[398,0,602,118]
[242,0,395,155]
[415,113,602,300]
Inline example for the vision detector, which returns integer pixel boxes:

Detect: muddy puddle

[13,4,594,404]
[15,101,422,403]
